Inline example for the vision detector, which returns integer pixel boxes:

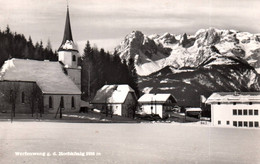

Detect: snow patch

[60,40,78,51]
[160,79,168,83]
[256,68,260,74]
[182,79,191,84]
[159,87,175,90]
[142,87,153,94]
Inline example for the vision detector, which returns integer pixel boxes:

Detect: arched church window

[72,55,76,62]
[21,92,25,103]
[71,96,75,108]
[49,96,53,109]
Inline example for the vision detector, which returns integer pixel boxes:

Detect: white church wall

[58,51,80,68]
[58,51,73,67]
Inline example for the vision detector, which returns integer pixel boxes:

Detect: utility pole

[88,65,91,98]
[60,105,62,118]
[60,97,63,119]
[154,93,157,115]
[151,96,153,114]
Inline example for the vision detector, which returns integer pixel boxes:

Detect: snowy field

[0,122,259,164]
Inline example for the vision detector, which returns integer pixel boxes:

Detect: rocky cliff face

[115,28,260,76]
[116,31,171,66]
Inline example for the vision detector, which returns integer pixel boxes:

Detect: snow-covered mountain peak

[157,32,177,45]
[148,34,160,40]
[115,28,260,76]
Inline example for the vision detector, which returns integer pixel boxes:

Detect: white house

[91,85,137,117]
[138,93,177,118]
[206,92,260,128]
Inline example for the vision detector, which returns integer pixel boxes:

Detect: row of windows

[218,120,259,127]
[49,96,75,109]
[101,105,118,110]
[233,109,258,116]
[233,121,259,127]
[217,102,253,105]
[20,92,76,109]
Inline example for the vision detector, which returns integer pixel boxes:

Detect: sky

[0,0,260,53]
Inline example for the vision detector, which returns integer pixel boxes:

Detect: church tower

[58,5,81,89]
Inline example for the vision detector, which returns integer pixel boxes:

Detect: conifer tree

[0,26,57,67]
[81,41,94,100]
[128,58,139,97]
[46,39,52,51]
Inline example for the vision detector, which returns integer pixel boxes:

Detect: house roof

[186,107,202,112]
[138,93,176,104]
[0,58,81,95]
[206,92,260,103]
[91,84,136,104]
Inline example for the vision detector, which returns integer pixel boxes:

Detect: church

[0,6,82,116]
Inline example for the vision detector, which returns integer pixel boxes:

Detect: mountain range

[115,28,260,106]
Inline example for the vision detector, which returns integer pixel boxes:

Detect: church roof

[92,84,136,104]
[58,6,78,52]
[206,92,260,103]
[0,58,81,95]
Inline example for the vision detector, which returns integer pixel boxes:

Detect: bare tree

[27,83,42,118]
[1,82,20,121]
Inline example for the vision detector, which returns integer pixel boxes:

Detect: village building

[0,5,82,115]
[91,84,137,117]
[206,92,260,128]
[138,93,177,118]
[185,107,202,119]
[0,59,81,114]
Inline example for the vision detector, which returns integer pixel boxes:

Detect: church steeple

[58,3,81,90]
[62,6,73,44]
[58,4,78,52]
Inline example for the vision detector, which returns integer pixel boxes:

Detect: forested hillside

[81,41,139,101]
[0,26,58,67]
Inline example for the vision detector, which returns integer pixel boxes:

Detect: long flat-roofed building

[206,92,260,128]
